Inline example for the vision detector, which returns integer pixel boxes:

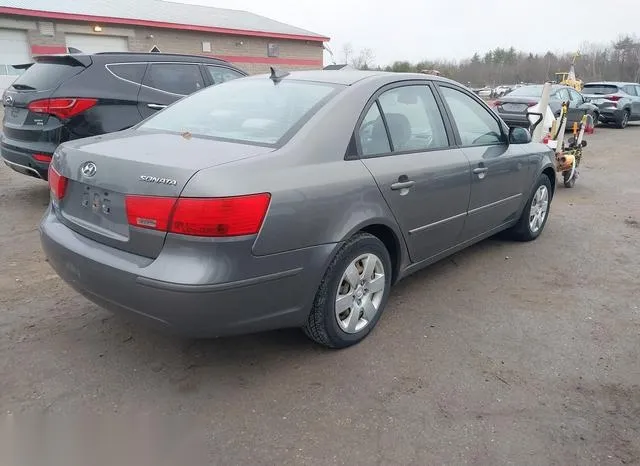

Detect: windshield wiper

[11,84,36,90]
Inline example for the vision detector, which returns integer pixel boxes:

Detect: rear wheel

[616,109,630,129]
[563,170,576,188]
[304,233,392,348]
[506,174,552,241]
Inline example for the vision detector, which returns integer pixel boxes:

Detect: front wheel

[304,233,392,348]
[505,175,552,241]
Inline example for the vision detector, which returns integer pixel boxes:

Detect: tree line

[342,35,640,87]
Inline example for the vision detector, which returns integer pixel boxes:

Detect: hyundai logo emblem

[3,95,13,106]
[81,161,97,177]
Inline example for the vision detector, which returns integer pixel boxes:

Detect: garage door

[0,29,31,92]
[65,34,129,54]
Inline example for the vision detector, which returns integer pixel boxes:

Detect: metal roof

[0,0,328,41]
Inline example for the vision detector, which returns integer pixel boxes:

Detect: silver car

[582,82,640,128]
[40,70,556,348]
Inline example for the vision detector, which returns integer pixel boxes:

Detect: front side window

[139,78,341,146]
[439,86,504,146]
[144,63,205,95]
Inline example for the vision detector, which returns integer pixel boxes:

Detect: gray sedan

[40,70,556,348]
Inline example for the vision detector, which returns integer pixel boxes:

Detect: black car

[1,52,247,180]
[491,84,599,129]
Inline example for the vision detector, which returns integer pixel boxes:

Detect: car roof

[584,81,635,86]
[244,69,463,87]
[36,52,233,65]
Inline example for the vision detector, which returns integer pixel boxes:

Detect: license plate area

[502,103,528,112]
[60,181,130,241]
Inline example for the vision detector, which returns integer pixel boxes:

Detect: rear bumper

[1,139,52,180]
[40,207,337,337]
[595,105,624,121]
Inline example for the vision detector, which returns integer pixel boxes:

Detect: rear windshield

[506,85,543,97]
[11,62,84,90]
[582,85,620,95]
[138,78,342,146]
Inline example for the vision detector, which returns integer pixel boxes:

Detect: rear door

[437,84,532,241]
[137,63,206,119]
[357,82,471,263]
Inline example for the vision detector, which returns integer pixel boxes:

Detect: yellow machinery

[555,52,583,91]
[542,102,593,188]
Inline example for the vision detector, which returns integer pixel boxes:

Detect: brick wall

[10,17,324,74]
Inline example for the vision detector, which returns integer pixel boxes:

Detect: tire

[563,170,576,188]
[616,109,630,129]
[303,232,392,348]
[506,174,552,241]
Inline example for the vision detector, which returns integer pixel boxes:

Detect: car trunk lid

[493,96,539,113]
[51,130,274,258]
[2,55,91,143]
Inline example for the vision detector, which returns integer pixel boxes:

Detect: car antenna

[269,66,289,83]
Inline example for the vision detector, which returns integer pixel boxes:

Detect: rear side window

[359,103,391,156]
[143,63,205,95]
[377,85,449,152]
[107,63,146,84]
[622,85,637,96]
[11,62,83,90]
[206,65,244,85]
[582,84,620,95]
[555,88,570,102]
[139,78,341,146]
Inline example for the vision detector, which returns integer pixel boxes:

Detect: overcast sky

[180,0,637,65]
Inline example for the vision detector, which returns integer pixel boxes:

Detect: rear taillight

[605,95,622,102]
[490,100,501,108]
[526,101,537,107]
[48,165,68,200]
[125,196,176,232]
[33,153,52,163]
[28,98,98,119]
[125,193,271,238]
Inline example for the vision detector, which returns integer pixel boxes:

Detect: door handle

[473,167,488,174]
[390,180,415,191]
[147,103,167,109]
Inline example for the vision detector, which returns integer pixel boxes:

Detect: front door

[137,63,206,119]
[437,84,533,241]
[623,85,640,118]
[357,83,471,263]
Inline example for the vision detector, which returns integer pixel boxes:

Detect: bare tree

[351,48,375,70]
[342,43,354,65]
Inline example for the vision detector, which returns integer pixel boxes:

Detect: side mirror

[509,126,532,144]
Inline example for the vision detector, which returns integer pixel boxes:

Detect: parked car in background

[582,82,640,129]
[493,85,513,97]
[41,70,556,348]
[491,84,599,129]
[1,52,246,180]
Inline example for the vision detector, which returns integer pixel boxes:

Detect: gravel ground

[0,115,639,465]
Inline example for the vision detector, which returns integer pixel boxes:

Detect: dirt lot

[0,113,639,464]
